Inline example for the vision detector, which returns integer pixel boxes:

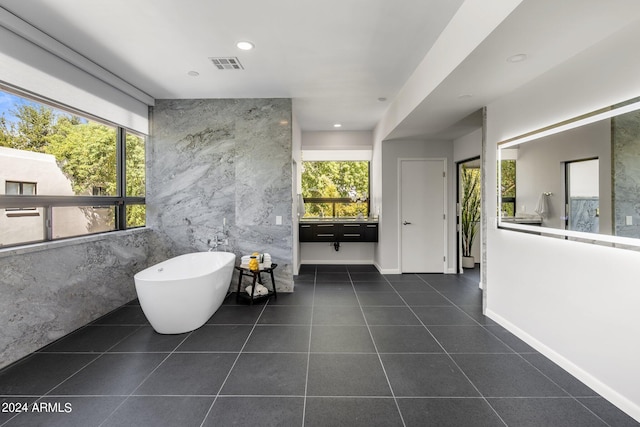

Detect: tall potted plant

[461,166,481,268]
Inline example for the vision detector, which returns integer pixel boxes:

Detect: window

[4,181,37,213]
[6,181,36,196]
[92,186,107,196]
[301,161,369,218]
[500,159,516,216]
[0,85,146,248]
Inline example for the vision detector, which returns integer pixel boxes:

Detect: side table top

[235,263,278,272]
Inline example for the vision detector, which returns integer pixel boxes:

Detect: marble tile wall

[569,197,599,233]
[613,111,640,238]
[148,98,294,291]
[0,229,154,369]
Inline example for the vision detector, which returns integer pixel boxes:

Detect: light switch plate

[626,216,633,226]
[276,215,282,225]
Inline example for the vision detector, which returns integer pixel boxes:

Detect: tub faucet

[208,235,229,252]
[209,236,219,251]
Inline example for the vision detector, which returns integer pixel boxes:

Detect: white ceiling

[1,0,640,140]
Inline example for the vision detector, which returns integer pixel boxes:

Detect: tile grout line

[0,323,147,427]
[0,313,148,426]
[301,264,317,427]
[348,268,407,427]
[388,274,509,427]
[98,327,196,427]
[415,274,615,427]
[197,301,270,427]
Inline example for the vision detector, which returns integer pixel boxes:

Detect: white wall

[378,139,456,274]
[453,127,482,163]
[301,130,372,150]
[292,115,302,274]
[371,126,384,268]
[485,21,640,421]
[300,242,375,265]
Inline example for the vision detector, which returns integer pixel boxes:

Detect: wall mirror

[497,95,640,249]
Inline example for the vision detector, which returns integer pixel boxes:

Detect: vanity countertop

[501,215,542,224]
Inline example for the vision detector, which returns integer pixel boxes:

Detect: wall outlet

[626,216,633,226]
[276,215,282,225]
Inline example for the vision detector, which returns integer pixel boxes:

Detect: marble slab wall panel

[0,230,152,369]
[613,112,640,238]
[148,99,294,291]
[569,198,599,233]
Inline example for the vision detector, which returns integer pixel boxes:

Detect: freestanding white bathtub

[134,251,236,334]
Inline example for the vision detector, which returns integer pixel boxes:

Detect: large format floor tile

[488,397,610,427]
[0,264,634,426]
[397,397,505,427]
[203,396,304,427]
[133,353,237,396]
[452,353,568,397]
[381,353,479,397]
[4,396,126,427]
[102,396,214,427]
[304,397,403,427]
[310,325,375,353]
[50,353,167,396]
[0,353,98,395]
[306,353,391,397]
[221,353,307,396]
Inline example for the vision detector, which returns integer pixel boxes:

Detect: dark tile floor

[0,264,638,426]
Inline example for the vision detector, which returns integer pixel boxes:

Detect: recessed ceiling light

[187,70,200,77]
[507,53,528,63]
[458,93,473,99]
[333,123,342,128]
[378,97,387,102]
[236,41,255,51]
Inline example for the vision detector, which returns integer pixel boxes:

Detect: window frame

[0,84,146,247]
[6,181,37,196]
[500,159,516,217]
[4,180,38,213]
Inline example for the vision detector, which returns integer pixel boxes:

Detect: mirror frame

[497,96,640,250]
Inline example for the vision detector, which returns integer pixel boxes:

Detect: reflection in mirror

[498,96,640,248]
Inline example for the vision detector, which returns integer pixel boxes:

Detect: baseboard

[373,262,383,273]
[378,268,401,274]
[446,267,456,274]
[485,309,640,423]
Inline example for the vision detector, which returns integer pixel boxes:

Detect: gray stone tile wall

[0,230,153,369]
[148,98,294,291]
[613,111,640,238]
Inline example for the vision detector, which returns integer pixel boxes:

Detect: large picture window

[301,161,369,218]
[0,85,146,248]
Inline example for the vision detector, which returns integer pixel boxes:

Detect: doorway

[457,157,481,275]
[565,158,599,233]
[399,158,447,273]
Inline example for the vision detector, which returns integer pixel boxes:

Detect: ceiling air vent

[209,57,244,70]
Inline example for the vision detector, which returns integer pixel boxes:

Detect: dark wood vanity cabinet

[299,221,378,243]
[363,224,379,242]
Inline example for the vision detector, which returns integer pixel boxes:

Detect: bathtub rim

[134,251,236,283]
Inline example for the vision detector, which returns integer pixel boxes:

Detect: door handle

[403,221,412,225]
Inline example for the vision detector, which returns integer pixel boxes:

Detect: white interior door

[400,159,446,273]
